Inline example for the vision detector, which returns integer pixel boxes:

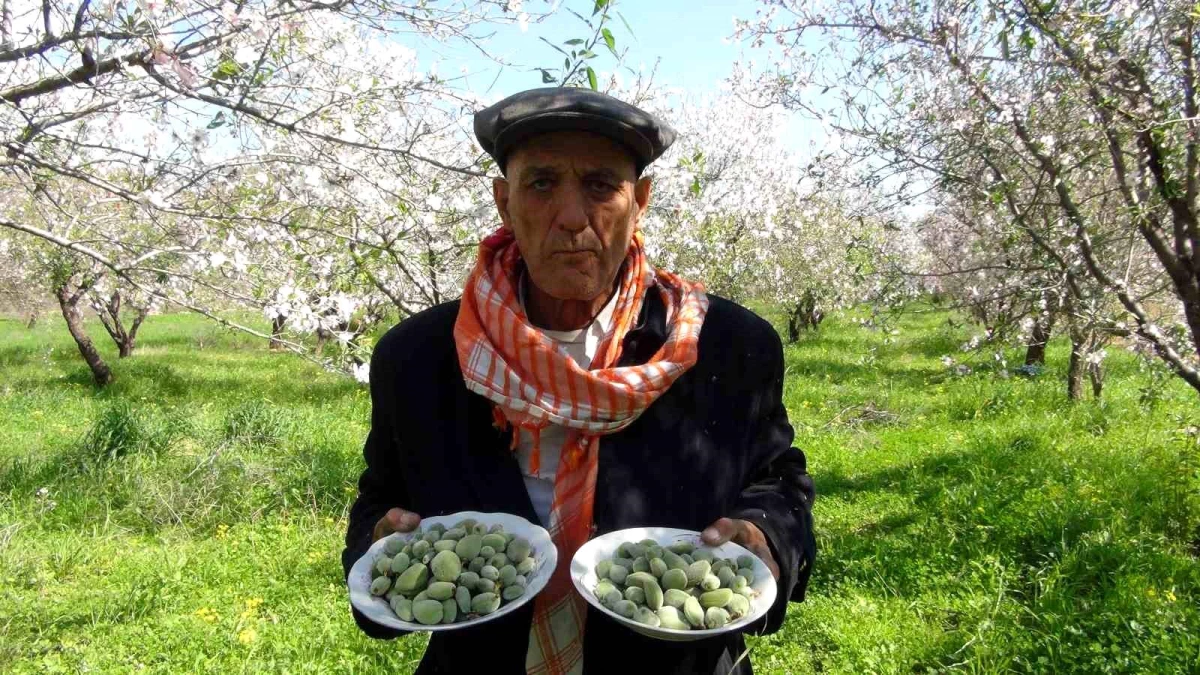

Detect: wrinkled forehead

[505,131,639,181]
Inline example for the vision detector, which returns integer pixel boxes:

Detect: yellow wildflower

[237,627,258,645]
[239,597,264,620]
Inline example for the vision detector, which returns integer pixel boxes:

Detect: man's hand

[701,517,780,581]
[372,507,422,543]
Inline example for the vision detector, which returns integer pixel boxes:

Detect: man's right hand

[372,507,422,542]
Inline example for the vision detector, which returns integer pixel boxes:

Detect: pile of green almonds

[591,539,758,630]
[368,519,537,626]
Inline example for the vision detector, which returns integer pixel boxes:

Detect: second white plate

[570,527,778,642]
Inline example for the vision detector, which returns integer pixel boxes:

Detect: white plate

[348,510,557,632]
[570,527,778,642]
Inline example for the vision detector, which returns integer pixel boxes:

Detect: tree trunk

[93,289,146,358]
[1024,311,1054,366]
[316,328,328,356]
[1180,281,1200,364]
[1088,361,1103,399]
[1068,333,1085,401]
[56,285,113,386]
[269,315,286,351]
[0,0,13,51]
[120,306,148,358]
[1024,339,1047,367]
[786,291,822,343]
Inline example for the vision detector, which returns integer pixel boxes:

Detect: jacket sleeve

[729,326,817,636]
[341,334,413,640]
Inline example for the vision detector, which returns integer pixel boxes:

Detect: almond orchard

[1,1,1198,673]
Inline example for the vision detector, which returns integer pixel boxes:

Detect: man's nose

[555,184,589,233]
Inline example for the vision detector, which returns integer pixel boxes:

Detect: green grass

[2,307,1198,673]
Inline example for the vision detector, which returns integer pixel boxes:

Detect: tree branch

[1,49,147,104]
[140,66,488,178]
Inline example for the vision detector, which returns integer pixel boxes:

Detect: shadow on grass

[807,421,1199,672]
[8,354,359,407]
[279,440,361,514]
[812,429,1107,595]
[1,407,361,538]
[134,326,280,352]
[0,341,85,370]
[783,356,941,393]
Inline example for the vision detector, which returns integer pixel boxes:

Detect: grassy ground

[1,306,1197,673]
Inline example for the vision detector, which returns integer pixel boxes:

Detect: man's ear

[493,177,512,229]
[634,176,652,225]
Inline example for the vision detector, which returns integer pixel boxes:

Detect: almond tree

[0,0,582,382]
[642,93,905,337]
[737,0,1200,397]
[86,274,160,358]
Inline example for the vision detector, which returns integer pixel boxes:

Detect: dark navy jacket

[341,291,817,674]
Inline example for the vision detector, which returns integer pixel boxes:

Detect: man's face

[493,131,651,302]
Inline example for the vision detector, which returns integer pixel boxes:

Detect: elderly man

[341,87,816,674]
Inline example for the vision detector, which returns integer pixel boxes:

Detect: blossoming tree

[0,0,596,384]
[737,0,1200,398]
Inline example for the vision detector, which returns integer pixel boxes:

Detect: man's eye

[530,178,553,191]
[588,181,615,194]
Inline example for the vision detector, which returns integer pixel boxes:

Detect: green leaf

[211,57,242,81]
[567,8,594,28]
[602,28,616,55]
[587,66,598,91]
[539,69,556,84]
[206,111,227,129]
[1019,29,1035,50]
[616,11,636,41]
[564,39,585,46]
[539,36,571,58]
[250,67,275,87]
[592,0,609,16]
[579,49,597,59]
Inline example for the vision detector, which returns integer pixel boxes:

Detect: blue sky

[455,0,761,97]
[395,0,830,154]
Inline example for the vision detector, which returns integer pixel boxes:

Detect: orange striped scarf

[454,226,708,674]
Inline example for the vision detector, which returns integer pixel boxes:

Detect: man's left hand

[701,518,780,581]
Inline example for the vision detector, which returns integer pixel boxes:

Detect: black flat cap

[473,87,676,175]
